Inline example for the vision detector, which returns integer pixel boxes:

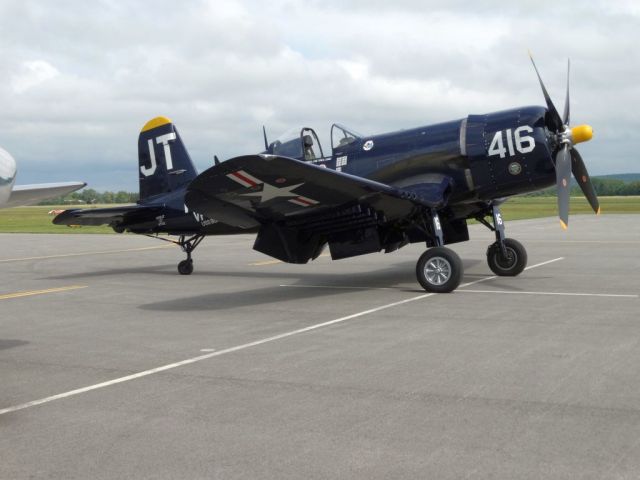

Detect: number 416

[488,126,535,158]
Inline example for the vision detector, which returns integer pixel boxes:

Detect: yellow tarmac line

[250,259,283,266]
[0,245,174,263]
[0,285,88,301]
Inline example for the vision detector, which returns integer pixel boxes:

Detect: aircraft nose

[0,147,17,205]
[0,146,17,180]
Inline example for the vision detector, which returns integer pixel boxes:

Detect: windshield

[268,127,324,161]
[331,124,363,151]
[269,127,303,158]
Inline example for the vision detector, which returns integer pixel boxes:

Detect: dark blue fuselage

[132,105,557,235]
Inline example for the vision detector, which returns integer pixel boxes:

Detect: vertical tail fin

[138,116,197,201]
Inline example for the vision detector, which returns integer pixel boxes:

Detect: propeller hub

[570,125,593,144]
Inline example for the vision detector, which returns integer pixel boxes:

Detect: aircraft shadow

[0,339,29,351]
[137,259,485,312]
[44,259,483,283]
[44,264,180,281]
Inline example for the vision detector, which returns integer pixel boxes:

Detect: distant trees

[36,177,640,205]
[38,189,139,205]
[590,178,640,196]
[525,178,640,196]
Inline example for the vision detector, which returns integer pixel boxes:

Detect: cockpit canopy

[331,124,362,151]
[265,124,363,162]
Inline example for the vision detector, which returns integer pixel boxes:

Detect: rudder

[138,116,197,200]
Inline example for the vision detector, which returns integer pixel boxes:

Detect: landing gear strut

[176,234,204,275]
[477,204,527,276]
[415,209,463,293]
[144,233,206,275]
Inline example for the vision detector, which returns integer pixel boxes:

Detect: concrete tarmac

[0,215,639,479]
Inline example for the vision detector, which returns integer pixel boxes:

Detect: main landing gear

[176,234,204,275]
[415,209,463,293]
[477,204,527,277]
[415,204,529,293]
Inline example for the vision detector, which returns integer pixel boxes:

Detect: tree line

[38,177,640,205]
[38,188,139,205]
[525,178,640,196]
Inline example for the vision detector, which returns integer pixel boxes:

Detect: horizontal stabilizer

[53,204,162,227]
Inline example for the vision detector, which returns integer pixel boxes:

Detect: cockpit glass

[269,127,303,159]
[331,124,363,151]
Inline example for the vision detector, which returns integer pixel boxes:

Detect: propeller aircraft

[0,146,85,209]
[54,56,599,293]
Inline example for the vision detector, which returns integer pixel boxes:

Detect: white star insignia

[242,182,304,203]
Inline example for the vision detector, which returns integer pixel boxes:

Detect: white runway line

[523,257,564,270]
[280,284,397,290]
[528,240,640,245]
[459,290,638,298]
[0,257,563,417]
[279,258,566,291]
[0,294,435,416]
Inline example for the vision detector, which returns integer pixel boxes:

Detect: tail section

[138,116,197,201]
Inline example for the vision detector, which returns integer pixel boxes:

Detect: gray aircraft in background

[0,146,85,209]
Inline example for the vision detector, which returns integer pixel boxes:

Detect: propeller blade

[529,52,564,132]
[571,148,600,214]
[563,59,570,125]
[556,144,572,229]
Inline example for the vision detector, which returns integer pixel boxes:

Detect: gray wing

[4,182,86,208]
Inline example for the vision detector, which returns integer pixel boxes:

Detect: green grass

[0,205,119,234]
[0,197,639,234]
[500,196,640,221]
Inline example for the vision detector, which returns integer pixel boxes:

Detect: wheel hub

[496,248,517,269]
[425,257,451,285]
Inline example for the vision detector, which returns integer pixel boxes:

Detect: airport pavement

[0,215,639,479]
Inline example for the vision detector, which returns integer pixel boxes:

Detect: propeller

[529,53,599,229]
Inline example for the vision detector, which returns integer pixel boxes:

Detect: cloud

[0,0,638,190]
[10,60,60,94]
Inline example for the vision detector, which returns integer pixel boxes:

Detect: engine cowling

[464,106,555,200]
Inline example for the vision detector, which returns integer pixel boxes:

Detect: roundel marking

[508,162,522,176]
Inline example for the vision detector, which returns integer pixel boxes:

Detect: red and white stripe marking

[226,170,263,188]
[289,196,319,207]
[227,169,319,208]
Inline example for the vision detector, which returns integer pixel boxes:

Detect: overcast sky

[1,0,638,191]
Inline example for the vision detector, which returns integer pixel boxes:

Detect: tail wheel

[416,247,463,293]
[487,238,527,276]
[178,259,194,275]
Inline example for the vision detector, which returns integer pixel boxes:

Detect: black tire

[487,238,527,276]
[416,247,463,293]
[178,259,194,275]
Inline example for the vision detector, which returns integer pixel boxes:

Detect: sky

[0,0,638,191]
